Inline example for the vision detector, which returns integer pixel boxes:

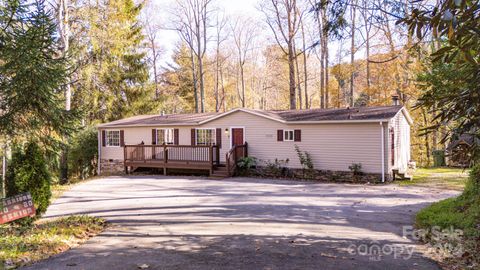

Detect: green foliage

[404,1,480,163]
[237,157,257,170]
[416,165,480,237]
[415,165,480,269]
[263,158,291,178]
[294,145,315,179]
[236,157,257,176]
[68,128,98,180]
[159,44,196,113]
[75,0,155,123]
[6,141,52,218]
[0,0,76,143]
[348,163,363,176]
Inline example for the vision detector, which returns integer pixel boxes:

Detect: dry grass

[0,215,106,269]
[398,167,469,190]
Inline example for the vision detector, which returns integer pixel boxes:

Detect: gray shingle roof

[98,106,404,128]
[266,106,403,122]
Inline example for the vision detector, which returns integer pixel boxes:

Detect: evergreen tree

[6,141,52,217]
[0,0,75,145]
[78,0,154,122]
[159,43,196,113]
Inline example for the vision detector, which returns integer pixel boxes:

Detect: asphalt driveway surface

[24,176,458,270]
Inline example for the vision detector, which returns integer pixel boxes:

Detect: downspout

[97,129,101,175]
[380,122,385,183]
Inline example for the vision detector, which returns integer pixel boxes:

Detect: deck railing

[226,142,248,176]
[124,144,220,174]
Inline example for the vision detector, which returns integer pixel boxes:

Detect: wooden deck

[124,143,248,177]
[124,144,221,175]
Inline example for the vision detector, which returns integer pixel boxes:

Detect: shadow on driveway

[23,175,459,270]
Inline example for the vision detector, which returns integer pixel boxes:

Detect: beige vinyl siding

[388,110,411,174]
[99,110,388,174]
[203,111,384,173]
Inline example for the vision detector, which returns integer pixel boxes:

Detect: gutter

[97,118,394,129]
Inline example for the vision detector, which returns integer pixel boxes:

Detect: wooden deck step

[210,167,229,179]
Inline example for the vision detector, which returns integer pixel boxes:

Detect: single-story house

[97,104,412,181]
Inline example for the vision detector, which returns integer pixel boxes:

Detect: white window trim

[156,128,175,145]
[284,129,294,142]
[106,130,121,147]
[195,128,217,146]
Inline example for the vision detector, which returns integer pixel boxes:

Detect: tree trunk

[300,19,308,108]
[288,43,297,110]
[422,108,431,166]
[214,46,220,112]
[240,63,246,107]
[189,49,199,113]
[198,55,205,113]
[294,42,303,109]
[152,40,160,99]
[321,7,329,108]
[58,0,70,184]
[349,0,357,107]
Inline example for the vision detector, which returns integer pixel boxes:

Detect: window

[284,130,294,141]
[157,128,174,145]
[196,129,216,145]
[106,130,120,147]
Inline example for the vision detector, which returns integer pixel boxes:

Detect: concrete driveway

[24,176,458,270]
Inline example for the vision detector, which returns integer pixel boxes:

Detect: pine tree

[0,0,74,143]
[79,0,154,122]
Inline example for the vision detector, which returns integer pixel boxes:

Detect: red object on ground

[0,192,36,224]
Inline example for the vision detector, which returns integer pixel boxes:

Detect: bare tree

[359,0,375,90]
[299,15,309,108]
[261,0,303,110]
[231,16,257,108]
[172,0,214,113]
[213,11,228,112]
[142,1,163,99]
[56,0,70,183]
[310,0,329,108]
[349,0,357,107]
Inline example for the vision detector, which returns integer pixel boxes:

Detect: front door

[231,128,244,147]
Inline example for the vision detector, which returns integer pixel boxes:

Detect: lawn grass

[398,167,469,190]
[415,166,479,269]
[0,215,106,269]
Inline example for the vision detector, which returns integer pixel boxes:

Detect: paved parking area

[24,176,458,270]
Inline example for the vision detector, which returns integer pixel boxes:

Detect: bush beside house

[6,141,52,218]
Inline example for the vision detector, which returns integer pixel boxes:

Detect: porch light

[225,128,230,137]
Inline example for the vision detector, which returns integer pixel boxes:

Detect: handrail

[124,144,219,165]
[226,142,248,177]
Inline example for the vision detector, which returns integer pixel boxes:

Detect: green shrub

[294,145,315,179]
[348,163,363,175]
[6,141,52,218]
[237,156,257,176]
[416,164,480,238]
[263,158,291,177]
[68,128,98,180]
